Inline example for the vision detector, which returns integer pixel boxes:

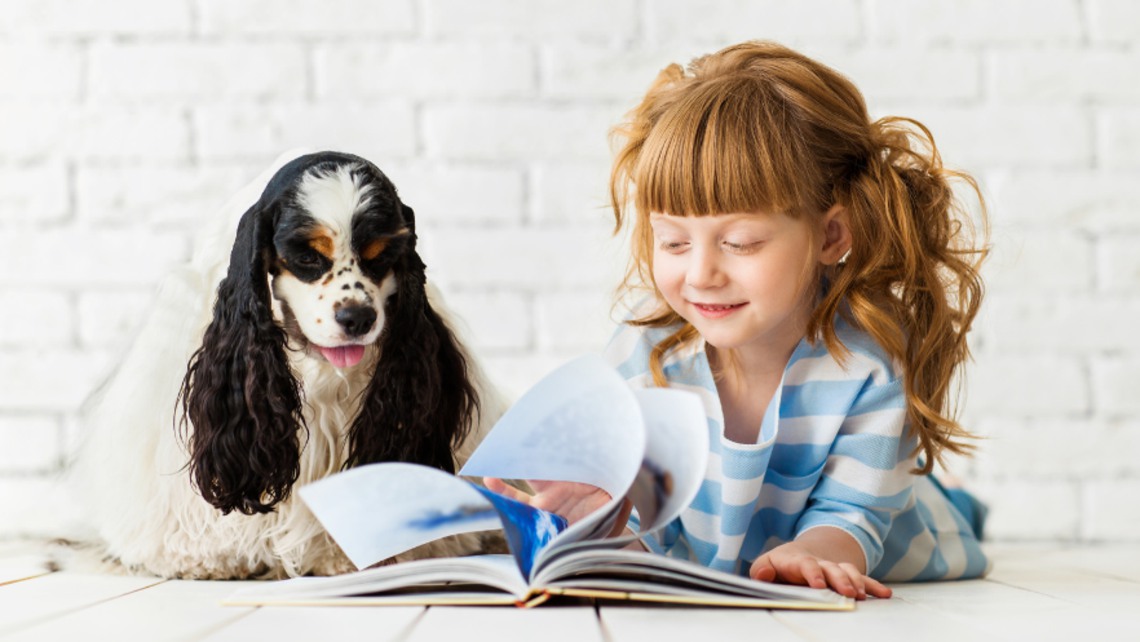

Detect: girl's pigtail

[825,116,988,473]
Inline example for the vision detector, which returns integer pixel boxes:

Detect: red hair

[609,41,989,472]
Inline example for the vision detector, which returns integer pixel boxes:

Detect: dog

[68,151,507,579]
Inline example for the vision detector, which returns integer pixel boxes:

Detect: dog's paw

[43,538,143,576]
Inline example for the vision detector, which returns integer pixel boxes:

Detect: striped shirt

[604,315,990,582]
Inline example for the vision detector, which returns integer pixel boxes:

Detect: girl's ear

[819,204,852,266]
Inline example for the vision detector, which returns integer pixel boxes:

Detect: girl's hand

[749,541,892,600]
[483,478,631,536]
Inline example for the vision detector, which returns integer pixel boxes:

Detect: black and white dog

[70,151,506,579]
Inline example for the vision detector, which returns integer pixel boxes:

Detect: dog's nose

[334,305,377,337]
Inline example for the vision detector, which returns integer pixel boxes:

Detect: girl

[489,41,989,601]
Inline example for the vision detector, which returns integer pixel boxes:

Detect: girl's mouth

[692,302,746,319]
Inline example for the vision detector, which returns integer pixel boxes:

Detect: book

[226,355,853,611]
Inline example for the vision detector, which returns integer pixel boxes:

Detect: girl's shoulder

[790,315,903,387]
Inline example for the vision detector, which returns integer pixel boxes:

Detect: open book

[226,355,852,610]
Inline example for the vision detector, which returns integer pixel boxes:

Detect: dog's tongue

[319,345,366,369]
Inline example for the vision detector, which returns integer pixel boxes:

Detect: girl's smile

[691,301,748,319]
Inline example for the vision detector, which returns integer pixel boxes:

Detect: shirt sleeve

[794,374,918,572]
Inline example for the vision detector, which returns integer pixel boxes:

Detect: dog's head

[265,153,410,364]
[179,152,479,516]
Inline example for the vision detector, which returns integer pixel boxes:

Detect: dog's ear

[178,198,304,515]
[347,203,480,474]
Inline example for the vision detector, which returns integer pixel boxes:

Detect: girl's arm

[749,526,892,600]
[753,348,914,600]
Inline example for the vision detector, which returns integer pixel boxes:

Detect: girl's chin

[687,324,750,350]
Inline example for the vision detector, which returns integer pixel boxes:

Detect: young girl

[489,41,989,601]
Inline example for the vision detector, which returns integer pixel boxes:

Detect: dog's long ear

[348,203,479,474]
[178,199,304,515]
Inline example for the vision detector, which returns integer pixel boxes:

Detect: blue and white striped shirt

[605,315,990,582]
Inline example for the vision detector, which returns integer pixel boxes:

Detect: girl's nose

[685,247,723,289]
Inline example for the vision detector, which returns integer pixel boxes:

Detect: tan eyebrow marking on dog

[361,227,411,261]
[308,228,335,258]
[361,239,388,261]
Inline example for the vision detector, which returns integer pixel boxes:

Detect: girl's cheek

[652,256,683,287]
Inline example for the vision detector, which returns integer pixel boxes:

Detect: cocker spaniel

[69,151,506,579]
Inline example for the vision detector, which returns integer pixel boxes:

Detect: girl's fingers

[864,575,893,599]
[749,555,778,582]
[483,477,506,492]
[837,562,867,599]
[819,561,858,598]
[829,562,892,600]
[798,559,827,590]
[483,478,532,504]
[747,544,891,599]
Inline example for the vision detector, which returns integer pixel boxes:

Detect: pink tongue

[319,345,366,368]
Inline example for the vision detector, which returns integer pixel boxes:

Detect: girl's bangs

[630,81,814,219]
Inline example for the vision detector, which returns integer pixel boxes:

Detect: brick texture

[1,0,1137,544]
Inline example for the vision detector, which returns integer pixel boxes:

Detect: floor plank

[984,543,1140,579]
[1031,545,1140,581]
[406,606,605,642]
[890,577,1069,616]
[774,593,993,641]
[600,606,806,642]
[1,544,1139,641]
[988,565,1140,610]
[0,572,164,635]
[0,541,54,586]
[2,579,255,642]
[0,556,53,586]
[895,575,1140,640]
[201,606,427,642]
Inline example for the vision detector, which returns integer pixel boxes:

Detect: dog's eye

[293,251,322,268]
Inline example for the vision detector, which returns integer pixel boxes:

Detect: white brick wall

[2,0,1138,543]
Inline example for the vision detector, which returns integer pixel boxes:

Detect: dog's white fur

[68,152,507,579]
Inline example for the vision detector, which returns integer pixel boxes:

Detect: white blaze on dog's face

[270,164,410,369]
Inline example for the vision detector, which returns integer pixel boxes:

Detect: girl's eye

[658,240,688,253]
[723,240,760,253]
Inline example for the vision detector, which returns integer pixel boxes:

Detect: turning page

[459,354,648,552]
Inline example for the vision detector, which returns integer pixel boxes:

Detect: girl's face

[649,211,819,359]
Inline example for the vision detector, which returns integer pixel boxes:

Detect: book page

[472,486,566,577]
[458,354,646,498]
[227,555,534,604]
[625,388,708,533]
[530,388,708,569]
[534,549,852,609]
[459,355,650,566]
[301,461,569,576]
[299,463,505,570]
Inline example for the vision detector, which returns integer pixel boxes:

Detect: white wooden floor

[2,542,1138,642]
